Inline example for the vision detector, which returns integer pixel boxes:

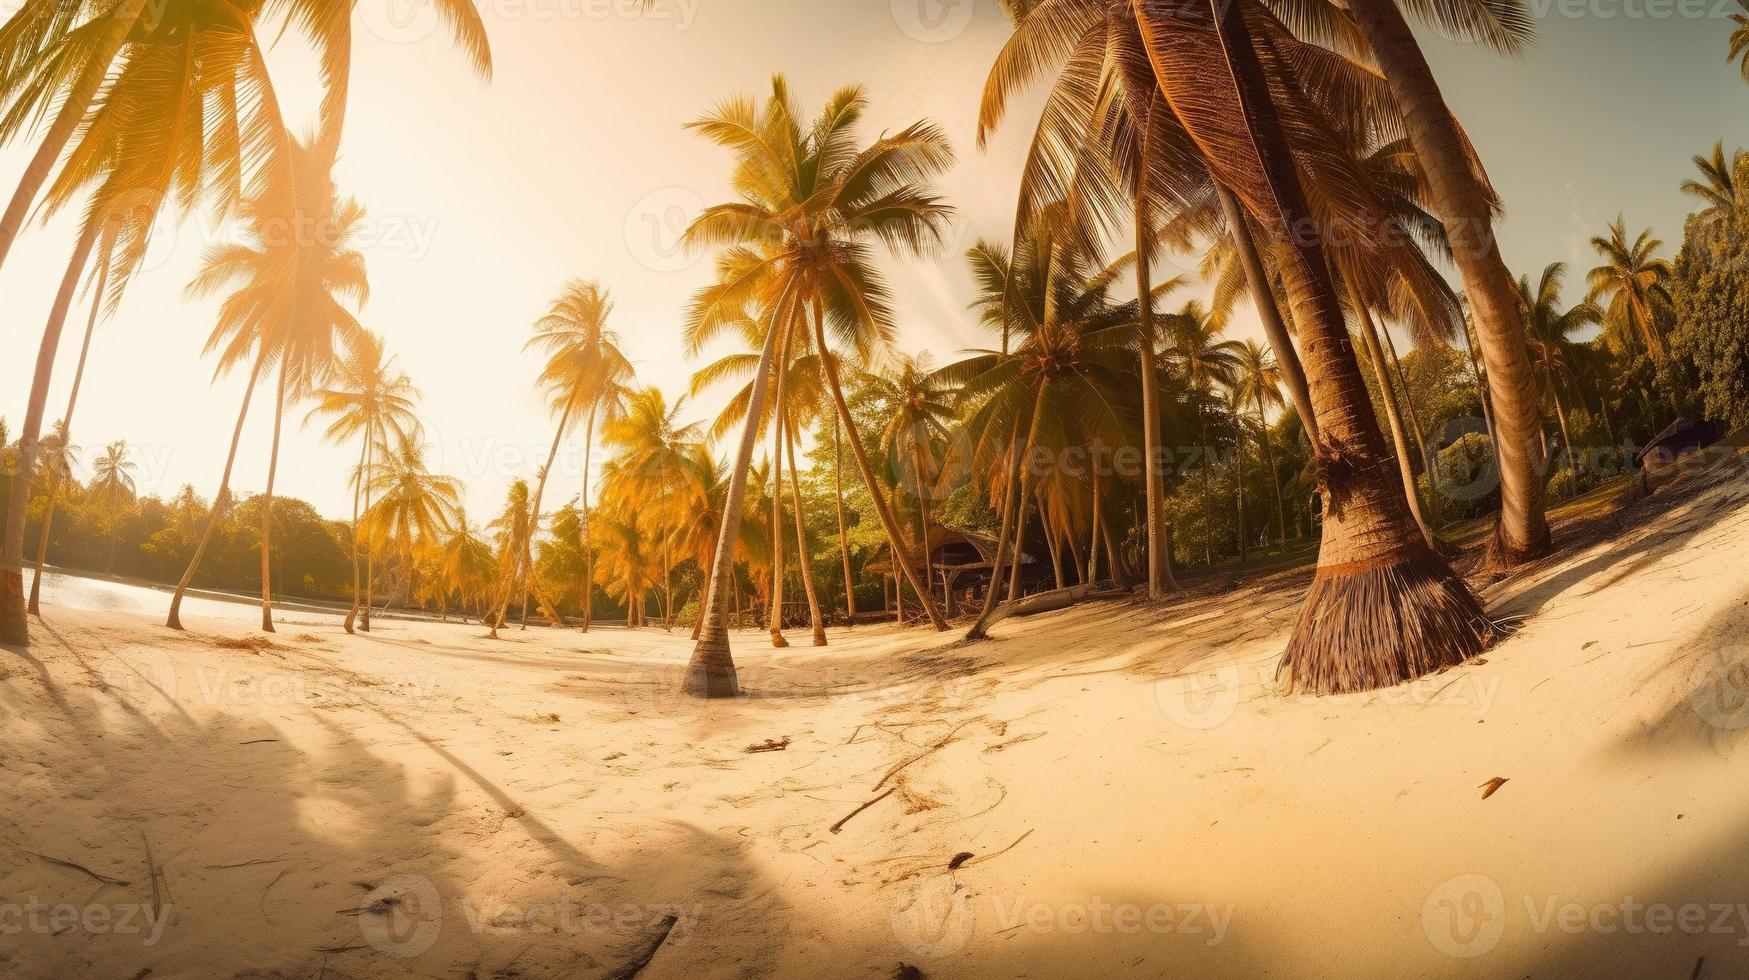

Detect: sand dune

[4,467,1749,979]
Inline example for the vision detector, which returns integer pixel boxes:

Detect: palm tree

[21,421,76,607]
[1587,216,1674,358]
[1210,0,1491,693]
[1166,301,1244,565]
[952,213,1146,640]
[306,332,420,633]
[678,78,958,696]
[89,440,137,573]
[1339,0,1552,567]
[1519,263,1601,494]
[598,388,706,634]
[365,437,461,616]
[1231,340,1287,546]
[486,480,531,638]
[166,133,368,633]
[1683,141,1742,217]
[524,280,634,633]
[867,353,957,612]
[1730,1,1749,82]
[426,511,494,622]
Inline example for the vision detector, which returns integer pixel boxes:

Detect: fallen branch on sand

[830,788,897,834]
[606,914,679,979]
[24,850,131,886]
[975,585,1129,635]
[956,829,1034,869]
[744,736,790,753]
[873,717,984,792]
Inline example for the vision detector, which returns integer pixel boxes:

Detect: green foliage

[1670,209,1749,429]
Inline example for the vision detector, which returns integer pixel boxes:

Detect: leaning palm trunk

[1380,326,1440,526]
[1550,384,1579,495]
[911,439,934,609]
[1135,193,1171,598]
[342,429,371,634]
[767,362,790,647]
[0,0,149,276]
[1345,0,1548,565]
[579,401,598,632]
[683,296,790,697]
[809,296,946,630]
[786,428,827,646]
[259,367,289,633]
[1216,182,1319,446]
[968,395,1041,641]
[28,249,110,616]
[1,223,98,646]
[1352,285,1435,546]
[831,416,856,618]
[1255,397,1287,545]
[520,401,575,629]
[167,352,269,630]
[1213,0,1490,695]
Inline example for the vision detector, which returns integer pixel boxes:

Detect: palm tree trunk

[1352,284,1435,546]
[808,294,946,630]
[968,394,1042,641]
[520,400,576,630]
[1256,397,1286,546]
[1197,402,1214,566]
[768,362,789,648]
[911,438,934,606]
[1380,325,1440,526]
[1102,512,1132,590]
[831,415,855,618]
[1236,426,1249,561]
[0,0,149,276]
[1215,182,1319,446]
[580,401,598,633]
[343,431,369,634]
[1087,466,1103,583]
[361,440,376,632]
[1135,189,1171,599]
[1,222,97,646]
[1551,384,1578,495]
[1042,490,1066,589]
[1345,0,1549,565]
[684,291,791,698]
[1213,0,1489,694]
[27,248,110,616]
[258,366,289,633]
[785,427,827,646]
[168,352,268,630]
[1459,316,1498,448]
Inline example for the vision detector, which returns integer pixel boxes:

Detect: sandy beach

[1,464,1746,980]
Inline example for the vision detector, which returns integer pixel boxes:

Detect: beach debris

[24,850,131,886]
[953,830,1034,870]
[1479,777,1509,800]
[873,717,985,792]
[830,788,898,834]
[895,965,925,980]
[946,852,974,870]
[605,914,679,980]
[744,736,791,754]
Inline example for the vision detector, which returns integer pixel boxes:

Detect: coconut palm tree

[89,440,137,573]
[1209,0,1491,693]
[486,480,531,638]
[21,420,76,606]
[1166,300,1245,564]
[1683,141,1743,217]
[1587,216,1674,358]
[1337,0,1551,566]
[864,352,957,610]
[523,280,634,632]
[678,78,958,695]
[1730,2,1749,82]
[165,133,368,633]
[422,511,493,622]
[1519,263,1601,493]
[1231,340,1287,546]
[365,437,460,615]
[306,332,420,633]
[598,388,705,633]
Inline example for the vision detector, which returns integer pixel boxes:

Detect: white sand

[5,473,1749,978]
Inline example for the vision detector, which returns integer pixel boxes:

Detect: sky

[2,1,1746,522]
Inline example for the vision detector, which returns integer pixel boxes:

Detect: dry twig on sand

[873,717,984,792]
[744,736,790,753]
[830,788,897,834]
[24,850,131,886]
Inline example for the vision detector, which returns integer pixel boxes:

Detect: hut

[863,525,1032,620]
